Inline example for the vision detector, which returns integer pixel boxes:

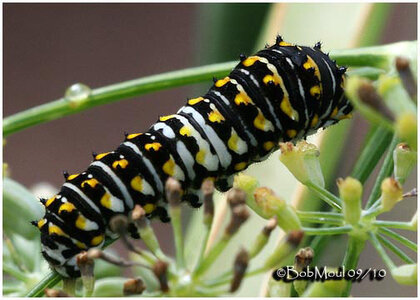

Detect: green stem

[378,228,417,252]
[306,182,342,211]
[195,223,212,271]
[26,272,61,297]
[297,216,343,225]
[296,211,343,220]
[193,236,230,279]
[3,61,236,137]
[374,220,415,231]
[365,135,399,208]
[351,126,393,184]
[169,206,185,269]
[341,235,366,296]
[369,232,396,270]
[377,234,415,264]
[302,225,352,235]
[203,266,266,288]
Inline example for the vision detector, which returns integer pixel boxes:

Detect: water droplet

[64,83,91,108]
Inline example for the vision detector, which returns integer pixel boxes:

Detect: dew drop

[64,83,91,107]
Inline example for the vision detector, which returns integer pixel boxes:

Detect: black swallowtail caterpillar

[33,36,353,278]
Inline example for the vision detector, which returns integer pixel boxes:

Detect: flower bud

[293,247,315,295]
[279,141,324,187]
[123,278,146,296]
[391,264,417,285]
[393,143,416,184]
[396,112,417,151]
[302,267,346,297]
[337,177,362,225]
[233,173,259,212]
[381,178,403,212]
[249,218,277,258]
[264,230,304,269]
[254,187,301,231]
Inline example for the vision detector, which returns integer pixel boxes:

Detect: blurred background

[3,3,417,296]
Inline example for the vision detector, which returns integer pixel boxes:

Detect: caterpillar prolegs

[33,36,353,277]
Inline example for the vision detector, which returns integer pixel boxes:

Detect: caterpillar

[32,36,352,278]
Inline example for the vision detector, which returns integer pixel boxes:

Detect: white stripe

[181,106,232,169]
[174,114,219,171]
[210,90,258,147]
[63,183,101,214]
[89,161,134,209]
[320,57,336,120]
[122,141,164,193]
[153,122,196,180]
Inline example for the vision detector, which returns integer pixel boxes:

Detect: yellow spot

[145,142,162,151]
[127,133,142,139]
[263,141,275,151]
[339,113,353,120]
[196,149,206,164]
[75,241,87,249]
[159,115,175,122]
[179,126,191,136]
[58,202,76,214]
[112,159,129,169]
[311,114,319,127]
[303,56,321,81]
[234,92,253,106]
[37,219,46,228]
[215,77,230,87]
[95,152,110,160]
[75,215,86,230]
[242,56,260,67]
[280,97,294,119]
[188,97,204,105]
[279,41,292,46]
[208,110,225,123]
[330,107,339,118]
[130,176,143,192]
[228,133,239,151]
[81,178,99,189]
[67,173,79,181]
[163,159,175,176]
[91,235,104,246]
[310,85,321,98]
[100,193,112,209]
[263,74,280,85]
[234,162,247,171]
[144,203,156,214]
[46,196,56,207]
[287,129,297,138]
[254,111,267,131]
[49,225,65,236]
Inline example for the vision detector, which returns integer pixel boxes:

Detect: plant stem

[170,206,185,270]
[377,234,415,264]
[3,61,236,137]
[365,134,399,208]
[302,225,352,235]
[341,235,366,296]
[193,236,230,279]
[25,272,61,297]
[378,228,417,252]
[306,182,342,211]
[374,220,415,231]
[369,232,396,270]
[351,126,393,184]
